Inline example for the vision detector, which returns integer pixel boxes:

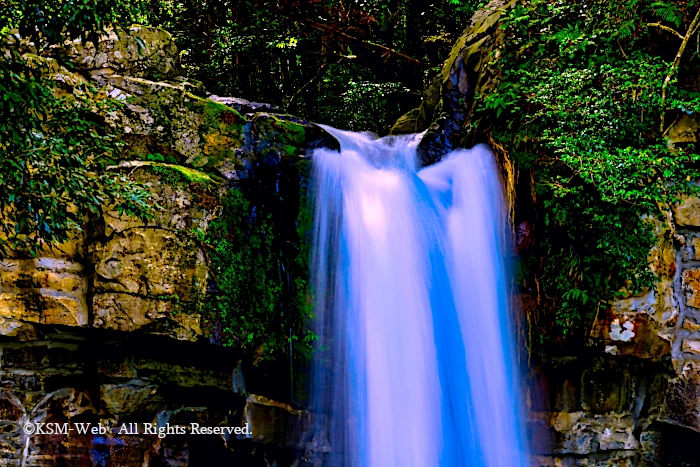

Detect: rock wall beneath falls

[0,25,331,466]
[526,210,700,466]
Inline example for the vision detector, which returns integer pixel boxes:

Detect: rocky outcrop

[0,25,326,466]
[391,0,515,166]
[0,324,307,466]
[0,163,218,341]
[58,25,180,80]
[391,0,518,218]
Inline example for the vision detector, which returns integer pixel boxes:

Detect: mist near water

[308,127,529,467]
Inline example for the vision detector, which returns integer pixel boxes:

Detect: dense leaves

[0,63,150,256]
[477,0,700,341]
[1,1,151,258]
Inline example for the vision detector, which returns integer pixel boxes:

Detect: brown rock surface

[675,196,700,227]
[661,363,700,432]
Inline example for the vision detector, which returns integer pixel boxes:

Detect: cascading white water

[309,127,529,466]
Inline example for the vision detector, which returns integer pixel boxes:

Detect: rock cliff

[0,25,330,466]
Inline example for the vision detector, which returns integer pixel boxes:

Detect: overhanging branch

[645,22,683,39]
[302,20,423,65]
[660,8,700,133]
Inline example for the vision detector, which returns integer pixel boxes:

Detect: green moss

[200,157,314,362]
[190,97,246,167]
[139,162,214,186]
[202,188,284,355]
[251,114,312,161]
[268,115,307,146]
[282,144,298,157]
[292,158,316,348]
[201,98,244,121]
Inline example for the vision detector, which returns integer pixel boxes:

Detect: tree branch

[645,22,683,39]
[660,9,700,133]
[303,20,423,65]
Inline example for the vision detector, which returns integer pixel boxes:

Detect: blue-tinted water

[309,128,529,466]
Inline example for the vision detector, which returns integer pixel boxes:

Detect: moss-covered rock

[88,163,222,340]
[101,76,337,185]
[12,24,340,185]
[20,53,87,88]
[56,25,181,81]
[251,113,338,161]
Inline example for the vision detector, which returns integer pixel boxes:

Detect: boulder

[55,25,181,80]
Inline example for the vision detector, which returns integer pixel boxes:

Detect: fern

[615,20,634,39]
[650,1,683,28]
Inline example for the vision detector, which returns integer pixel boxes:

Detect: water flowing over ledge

[308,127,529,466]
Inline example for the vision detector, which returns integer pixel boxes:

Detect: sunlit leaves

[0,61,151,258]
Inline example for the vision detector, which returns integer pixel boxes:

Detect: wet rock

[0,328,297,466]
[101,382,164,417]
[550,412,638,455]
[682,268,700,309]
[208,95,280,115]
[243,395,310,448]
[390,0,516,165]
[660,363,700,432]
[591,312,671,359]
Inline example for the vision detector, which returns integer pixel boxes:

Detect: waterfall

[308,127,529,466]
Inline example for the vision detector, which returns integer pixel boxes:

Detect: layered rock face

[0,26,328,466]
[526,214,700,466]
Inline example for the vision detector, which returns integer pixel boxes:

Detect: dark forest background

[135,0,480,132]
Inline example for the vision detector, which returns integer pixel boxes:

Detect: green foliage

[138,0,482,133]
[649,1,683,27]
[317,70,415,133]
[0,61,151,257]
[4,0,140,49]
[477,0,700,339]
[0,0,151,258]
[145,152,179,164]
